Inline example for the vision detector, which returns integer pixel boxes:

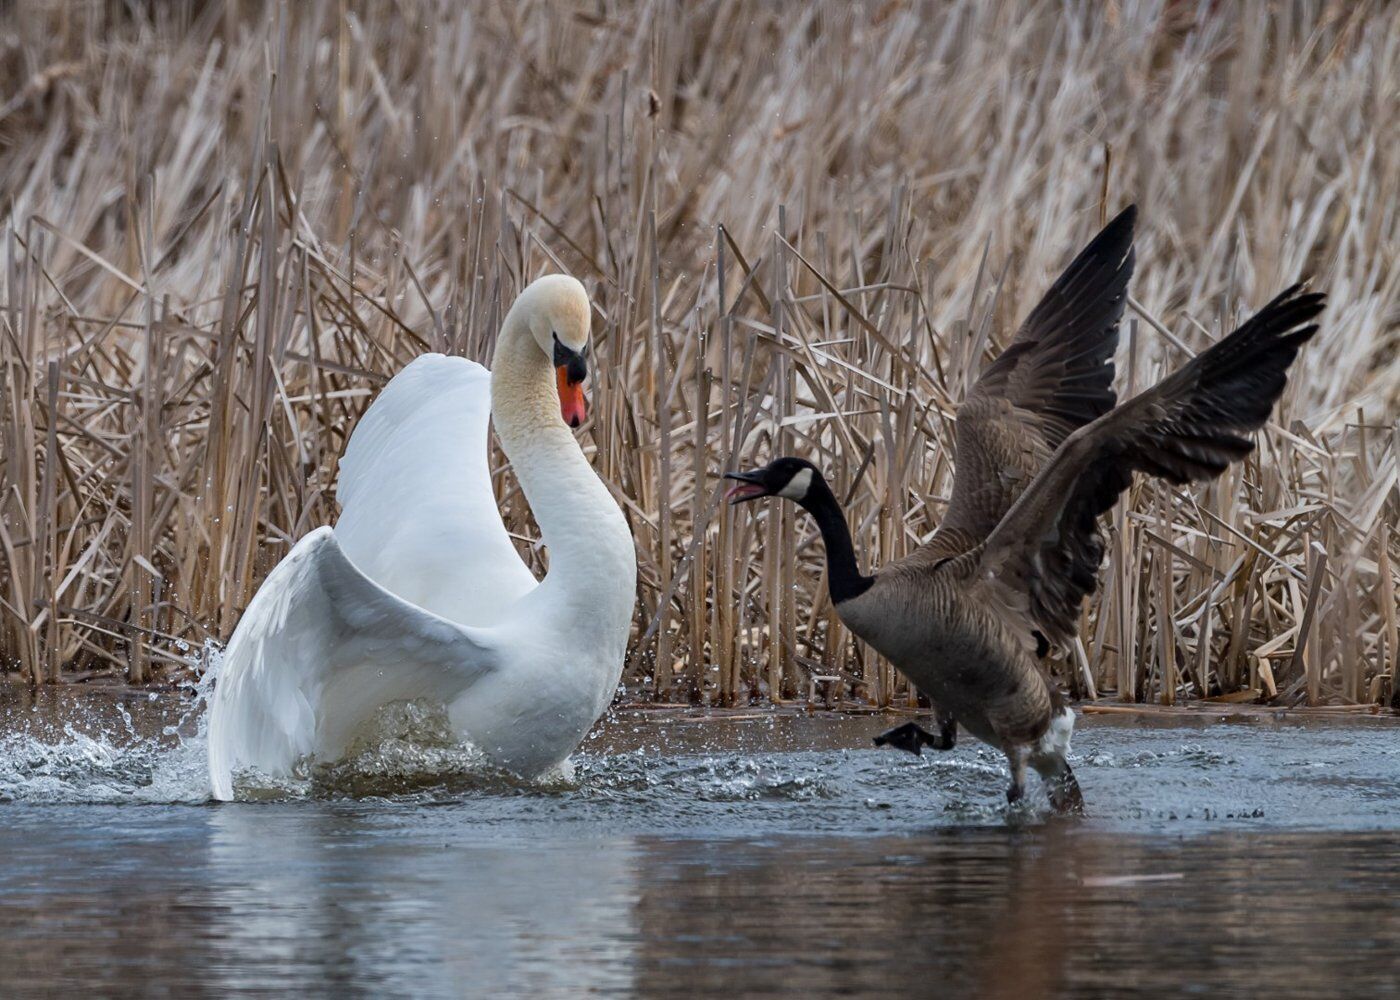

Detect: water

[1,686,1398,998]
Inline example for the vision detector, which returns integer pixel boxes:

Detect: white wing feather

[334,354,537,625]
[206,527,497,800]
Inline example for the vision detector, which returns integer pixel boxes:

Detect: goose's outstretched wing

[970,284,1323,647]
[335,354,537,626]
[924,207,1135,558]
[207,527,497,800]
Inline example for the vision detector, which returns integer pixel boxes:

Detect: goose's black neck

[796,475,874,605]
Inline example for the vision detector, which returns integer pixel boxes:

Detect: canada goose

[726,210,1323,812]
[876,207,1139,755]
[208,275,637,800]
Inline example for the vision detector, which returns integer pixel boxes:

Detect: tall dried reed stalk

[1,0,1396,707]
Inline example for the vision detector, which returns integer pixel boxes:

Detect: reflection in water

[0,808,219,996]
[204,808,640,996]
[2,810,1399,996]
[0,806,643,997]
[627,830,1400,998]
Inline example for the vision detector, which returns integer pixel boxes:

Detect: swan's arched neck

[489,306,635,625]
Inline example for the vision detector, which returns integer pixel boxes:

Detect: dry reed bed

[0,1,1396,707]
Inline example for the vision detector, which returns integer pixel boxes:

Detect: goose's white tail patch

[1038,705,1074,759]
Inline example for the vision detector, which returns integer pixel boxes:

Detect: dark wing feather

[972,283,1325,645]
[924,206,1136,558]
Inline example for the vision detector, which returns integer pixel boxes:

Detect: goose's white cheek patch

[778,468,813,500]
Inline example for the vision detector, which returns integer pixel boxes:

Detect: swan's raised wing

[334,354,537,626]
[923,207,1134,558]
[207,527,498,800]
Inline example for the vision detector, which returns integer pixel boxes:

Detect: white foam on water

[0,643,528,804]
[0,642,218,804]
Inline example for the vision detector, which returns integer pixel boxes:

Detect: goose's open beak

[723,470,770,504]
[557,366,587,428]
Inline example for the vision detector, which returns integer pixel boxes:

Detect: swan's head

[519,274,592,428]
[723,457,822,505]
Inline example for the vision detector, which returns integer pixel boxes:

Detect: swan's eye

[552,332,588,385]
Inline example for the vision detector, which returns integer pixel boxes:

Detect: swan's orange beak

[557,366,587,428]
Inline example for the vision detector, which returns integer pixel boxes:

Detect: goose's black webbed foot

[873,722,937,757]
[1006,781,1026,805]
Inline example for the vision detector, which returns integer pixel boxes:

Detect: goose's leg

[1006,746,1029,805]
[934,709,957,750]
[1030,750,1086,816]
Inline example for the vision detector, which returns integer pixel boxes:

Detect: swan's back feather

[335,354,537,625]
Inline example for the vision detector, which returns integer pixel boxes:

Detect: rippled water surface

[1,685,1397,998]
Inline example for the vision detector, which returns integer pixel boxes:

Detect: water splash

[4,650,765,805]
[306,700,571,799]
[10,670,1394,827]
[1,669,984,812]
[0,689,541,804]
[0,643,217,805]
[0,697,207,806]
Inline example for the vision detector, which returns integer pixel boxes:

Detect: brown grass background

[0,0,1396,707]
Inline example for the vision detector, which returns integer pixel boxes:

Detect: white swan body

[207,276,636,800]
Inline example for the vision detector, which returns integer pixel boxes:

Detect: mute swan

[726,207,1323,813]
[207,275,637,800]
